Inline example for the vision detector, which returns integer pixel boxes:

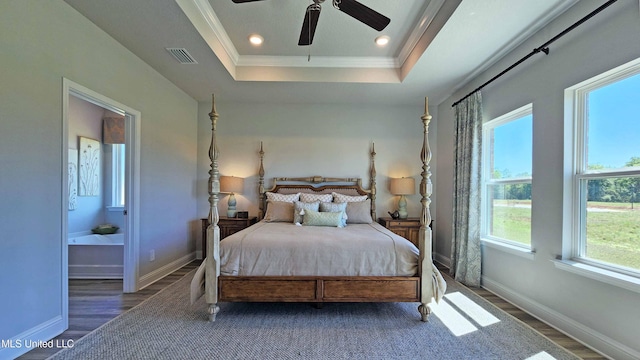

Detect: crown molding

[175,0,425,82]
[396,0,445,68]
[236,55,398,68]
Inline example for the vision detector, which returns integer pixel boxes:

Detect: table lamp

[390,177,415,219]
[220,176,244,218]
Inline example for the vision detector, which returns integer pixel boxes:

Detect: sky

[588,72,640,169]
[492,71,640,176]
[493,115,532,177]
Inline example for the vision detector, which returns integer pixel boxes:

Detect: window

[567,61,640,276]
[109,143,125,208]
[481,104,533,249]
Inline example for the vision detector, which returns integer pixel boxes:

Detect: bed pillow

[332,192,368,203]
[302,209,344,227]
[266,192,300,203]
[339,199,373,224]
[319,202,348,227]
[294,200,320,224]
[300,192,333,203]
[264,201,294,222]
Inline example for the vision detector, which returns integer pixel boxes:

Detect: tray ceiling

[64,0,578,105]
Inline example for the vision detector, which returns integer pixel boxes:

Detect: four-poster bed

[191,95,444,322]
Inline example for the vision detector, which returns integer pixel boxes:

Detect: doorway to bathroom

[62,79,140,309]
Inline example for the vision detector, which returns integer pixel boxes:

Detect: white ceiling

[63,0,577,106]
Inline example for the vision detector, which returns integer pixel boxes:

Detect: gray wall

[0,1,197,355]
[435,1,640,358]
[195,101,437,253]
[3,0,637,358]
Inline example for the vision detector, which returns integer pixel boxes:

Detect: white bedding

[220,221,419,277]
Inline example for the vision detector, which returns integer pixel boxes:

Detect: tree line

[587,157,640,208]
[492,157,640,208]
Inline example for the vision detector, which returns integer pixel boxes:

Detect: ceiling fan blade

[334,0,390,31]
[298,4,321,46]
[231,0,265,3]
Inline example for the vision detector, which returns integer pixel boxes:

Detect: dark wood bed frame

[201,95,435,322]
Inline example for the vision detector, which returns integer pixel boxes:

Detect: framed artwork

[79,136,100,196]
[68,149,78,210]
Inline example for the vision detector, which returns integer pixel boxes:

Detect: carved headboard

[257,144,377,221]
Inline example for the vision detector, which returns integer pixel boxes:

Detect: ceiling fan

[231,0,391,46]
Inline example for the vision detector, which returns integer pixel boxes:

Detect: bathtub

[68,232,124,279]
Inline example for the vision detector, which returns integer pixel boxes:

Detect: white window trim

[562,57,640,285]
[109,143,125,208]
[552,259,640,294]
[482,238,535,260]
[481,104,533,251]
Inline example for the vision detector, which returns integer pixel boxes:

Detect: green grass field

[491,201,640,270]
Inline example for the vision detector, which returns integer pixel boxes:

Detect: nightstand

[201,216,257,257]
[378,217,423,247]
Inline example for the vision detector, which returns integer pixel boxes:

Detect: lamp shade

[390,177,415,195]
[220,176,244,194]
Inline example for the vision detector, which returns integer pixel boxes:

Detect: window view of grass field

[491,198,639,270]
[582,72,640,272]
[585,200,639,270]
[484,108,533,248]
[490,199,531,246]
[488,70,639,273]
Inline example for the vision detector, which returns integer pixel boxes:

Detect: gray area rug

[51,271,577,360]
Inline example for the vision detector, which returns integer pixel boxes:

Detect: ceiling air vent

[166,48,198,64]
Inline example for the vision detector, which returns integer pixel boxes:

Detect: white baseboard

[0,316,66,360]
[482,275,640,360]
[68,264,123,279]
[138,252,196,290]
[434,253,451,269]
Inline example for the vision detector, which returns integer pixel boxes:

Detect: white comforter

[219,221,419,277]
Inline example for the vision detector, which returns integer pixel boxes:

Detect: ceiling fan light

[375,35,390,47]
[248,34,264,46]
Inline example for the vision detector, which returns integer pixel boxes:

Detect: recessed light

[249,34,264,46]
[375,35,390,47]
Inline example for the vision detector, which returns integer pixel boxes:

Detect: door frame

[61,79,141,322]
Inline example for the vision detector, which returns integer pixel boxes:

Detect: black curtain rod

[451,0,617,108]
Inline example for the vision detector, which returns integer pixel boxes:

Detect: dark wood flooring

[19,261,604,359]
[467,286,606,359]
[18,262,200,360]
[436,263,607,359]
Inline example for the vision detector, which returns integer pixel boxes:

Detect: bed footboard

[218,276,420,303]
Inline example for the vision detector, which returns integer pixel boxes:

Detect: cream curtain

[451,91,482,287]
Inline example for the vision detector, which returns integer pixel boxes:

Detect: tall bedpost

[370,142,377,221]
[258,141,266,219]
[206,94,221,321]
[418,97,434,322]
